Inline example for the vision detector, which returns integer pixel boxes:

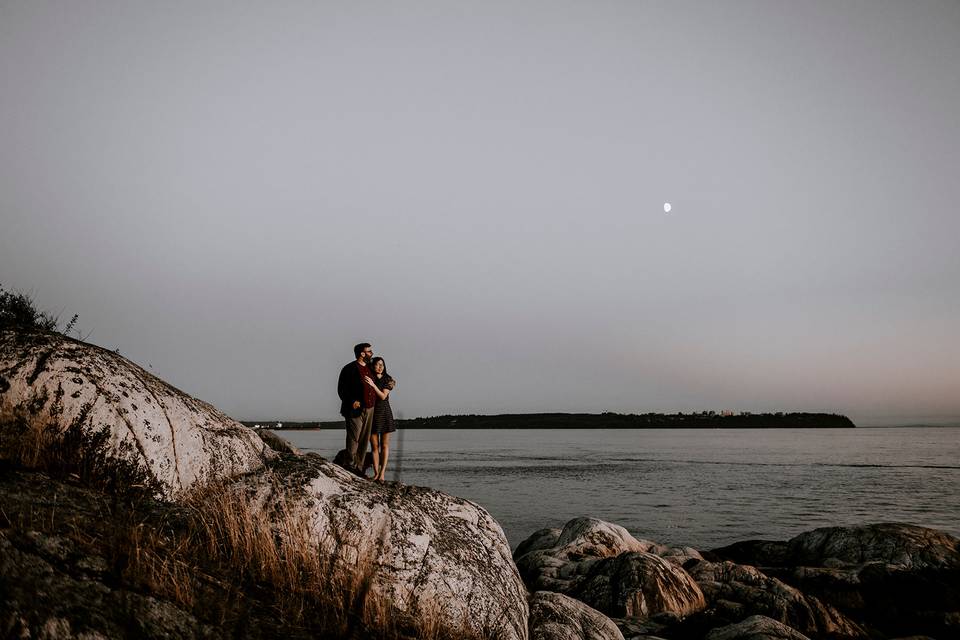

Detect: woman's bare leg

[378,432,391,481]
[369,434,381,480]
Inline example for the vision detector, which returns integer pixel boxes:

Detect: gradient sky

[2,1,958,425]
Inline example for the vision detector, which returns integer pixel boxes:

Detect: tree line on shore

[247,411,855,430]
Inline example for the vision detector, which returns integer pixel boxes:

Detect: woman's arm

[364,376,390,400]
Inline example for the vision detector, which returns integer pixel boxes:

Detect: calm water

[280,427,960,551]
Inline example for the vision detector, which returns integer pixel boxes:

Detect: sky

[1,1,958,426]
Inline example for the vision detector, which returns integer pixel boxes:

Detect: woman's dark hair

[369,356,388,378]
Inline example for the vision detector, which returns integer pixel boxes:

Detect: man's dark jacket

[337,360,365,417]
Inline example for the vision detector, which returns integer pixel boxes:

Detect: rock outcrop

[240,454,529,639]
[528,591,624,640]
[0,331,529,640]
[0,331,271,497]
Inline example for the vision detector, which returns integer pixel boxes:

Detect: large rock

[515,518,676,591]
[529,591,624,640]
[515,518,705,619]
[711,524,960,638]
[1,331,530,639]
[0,331,272,497]
[569,553,705,618]
[714,523,960,571]
[240,453,529,639]
[686,560,865,638]
[788,523,960,570]
[705,614,811,640]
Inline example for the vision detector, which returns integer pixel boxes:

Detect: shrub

[0,283,62,332]
[0,284,80,337]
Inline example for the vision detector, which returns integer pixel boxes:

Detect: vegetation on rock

[0,283,78,336]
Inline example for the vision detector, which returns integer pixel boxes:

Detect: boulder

[238,453,529,639]
[0,331,271,497]
[714,524,960,571]
[787,524,960,570]
[711,524,960,638]
[569,552,705,618]
[529,591,624,640]
[705,614,811,640]
[1,332,530,639]
[514,527,563,559]
[515,518,659,591]
[515,518,705,619]
[686,560,865,638]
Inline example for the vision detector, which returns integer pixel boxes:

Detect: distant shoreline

[241,411,856,430]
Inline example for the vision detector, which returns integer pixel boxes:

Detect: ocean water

[280,427,960,551]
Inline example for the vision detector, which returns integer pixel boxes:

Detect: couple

[337,342,396,480]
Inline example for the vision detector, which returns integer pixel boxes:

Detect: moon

[663,202,672,213]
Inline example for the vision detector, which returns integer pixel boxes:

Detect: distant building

[720,410,734,417]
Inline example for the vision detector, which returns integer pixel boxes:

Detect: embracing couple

[337,342,396,480]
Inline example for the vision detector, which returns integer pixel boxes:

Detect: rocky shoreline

[2,331,957,639]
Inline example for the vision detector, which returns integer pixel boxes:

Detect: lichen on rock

[0,330,273,497]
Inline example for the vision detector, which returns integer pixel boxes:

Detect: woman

[364,356,396,481]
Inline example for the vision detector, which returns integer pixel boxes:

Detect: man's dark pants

[345,407,374,470]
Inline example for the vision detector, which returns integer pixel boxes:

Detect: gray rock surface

[0,531,218,639]
[711,524,960,639]
[686,560,865,638]
[705,614,811,640]
[245,453,530,640]
[1,331,530,640]
[714,523,960,571]
[788,524,960,570]
[529,591,624,640]
[569,552,705,618]
[515,518,705,619]
[0,331,272,497]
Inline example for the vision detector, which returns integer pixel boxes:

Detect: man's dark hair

[354,342,372,359]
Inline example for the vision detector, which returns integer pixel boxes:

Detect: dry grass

[116,473,485,639]
[0,413,160,497]
[0,417,490,639]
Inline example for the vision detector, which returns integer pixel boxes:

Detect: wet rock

[529,591,624,640]
[0,331,272,497]
[704,614,811,640]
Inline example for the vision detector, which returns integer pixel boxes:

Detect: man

[337,342,376,473]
